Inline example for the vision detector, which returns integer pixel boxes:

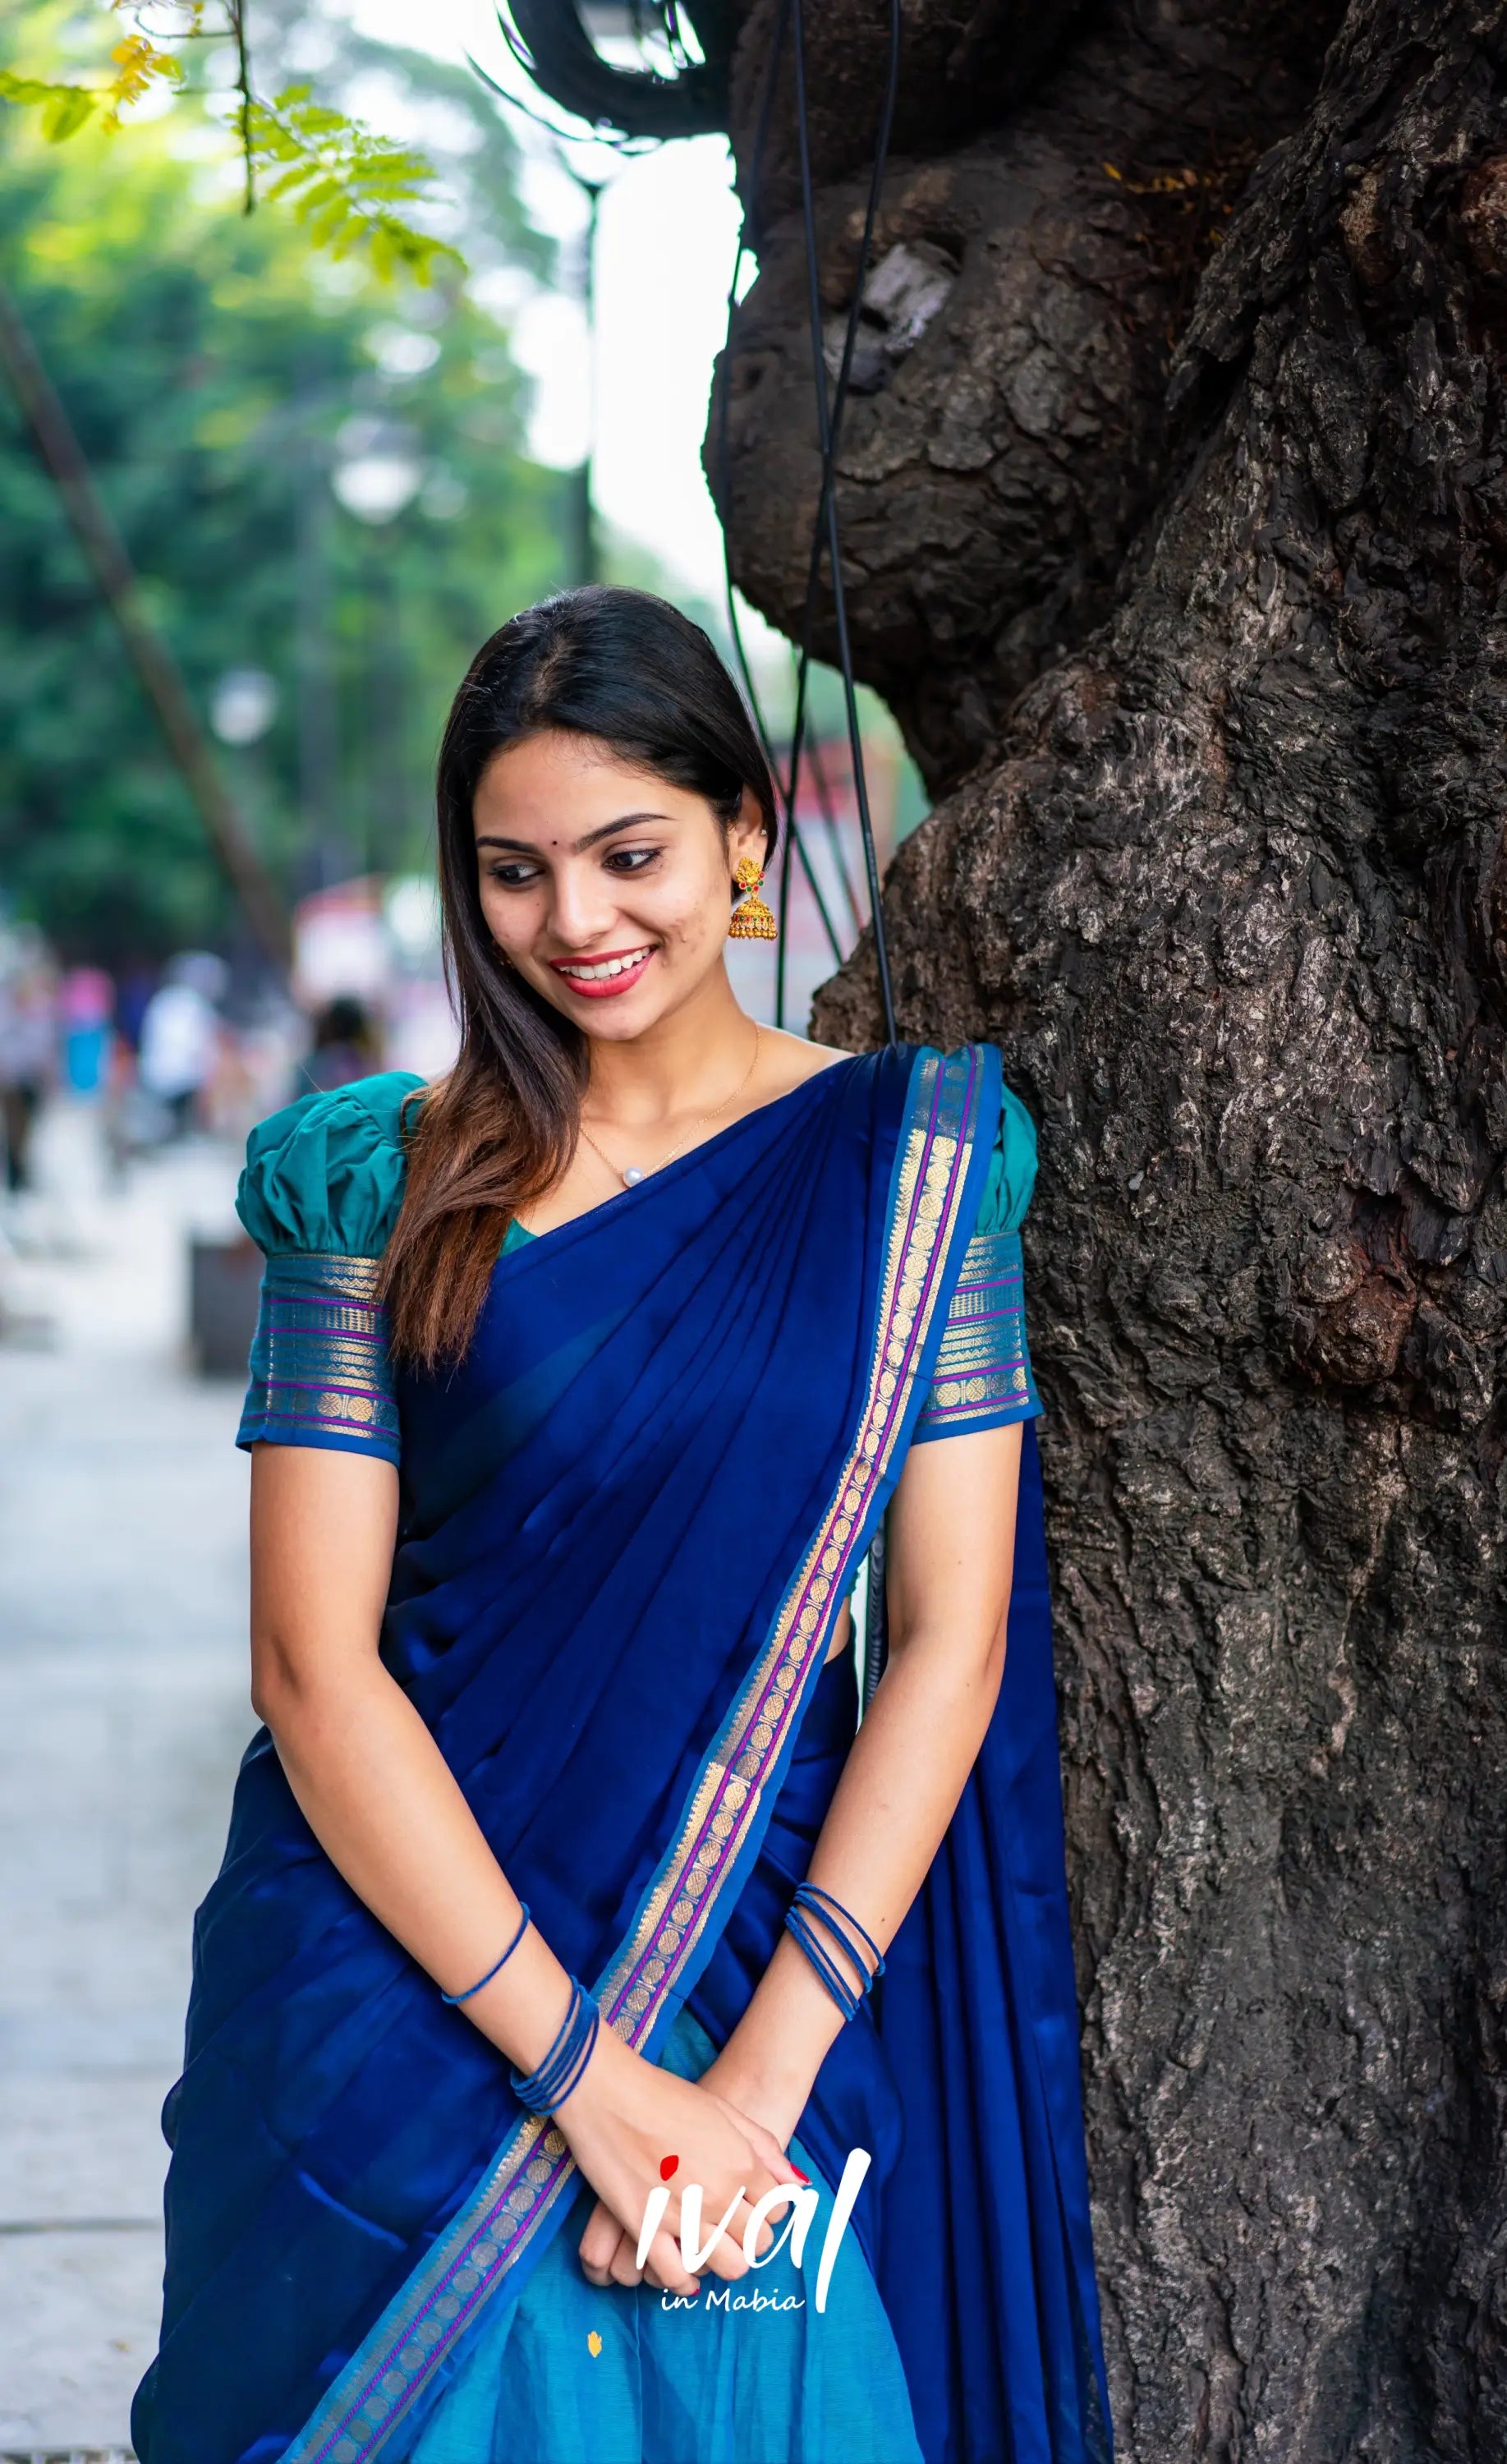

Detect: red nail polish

[791,2166,810,2184]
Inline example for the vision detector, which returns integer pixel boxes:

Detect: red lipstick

[546,945,656,1000]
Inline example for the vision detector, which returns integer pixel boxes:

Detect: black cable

[755,0,905,1024]
[469,47,655,151]
[710,0,847,987]
[721,0,902,1030]
[480,8,903,1034]
[807,729,864,935]
[788,0,900,1045]
[491,1,725,143]
[522,0,903,1033]
[751,0,902,1023]
[766,0,907,1013]
[705,0,850,1004]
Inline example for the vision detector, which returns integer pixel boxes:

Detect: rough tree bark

[709,3,1507,2457]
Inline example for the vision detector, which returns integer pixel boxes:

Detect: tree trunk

[714,2,1507,2455]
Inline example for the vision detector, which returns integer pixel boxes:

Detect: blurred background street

[0,1108,251,2450]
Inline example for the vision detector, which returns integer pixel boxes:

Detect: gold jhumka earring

[727,854,778,940]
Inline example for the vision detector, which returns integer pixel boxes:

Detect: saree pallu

[132,1041,1112,2464]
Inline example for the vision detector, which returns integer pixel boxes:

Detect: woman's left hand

[575,2050,811,2288]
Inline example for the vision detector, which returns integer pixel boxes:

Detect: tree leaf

[106,34,184,121]
[0,73,100,142]
[246,90,464,284]
[44,87,99,142]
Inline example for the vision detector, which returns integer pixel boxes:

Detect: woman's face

[472,729,766,1041]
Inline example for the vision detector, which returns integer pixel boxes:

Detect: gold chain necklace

[578,1023,762,1190]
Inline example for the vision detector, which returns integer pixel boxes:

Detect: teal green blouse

[234,1061,1044,1463]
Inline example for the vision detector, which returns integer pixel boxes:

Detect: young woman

[132,586,1112,2464]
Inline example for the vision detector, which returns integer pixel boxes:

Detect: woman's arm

[718,1415,1022,2121]
[579,1414,1022,2279]
[249,1443,804,2296]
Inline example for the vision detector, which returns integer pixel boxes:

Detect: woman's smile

[471,729,767,1042]
[548,943,658,997]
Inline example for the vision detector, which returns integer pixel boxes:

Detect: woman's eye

[487,862,540,888]
[605,846,661,874]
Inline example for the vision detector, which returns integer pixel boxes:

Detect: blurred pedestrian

[114,959,157,1055]
[138,952,226,1139]
[300,995,377,1095]
[0,928,56,1193]
[58,963,114,1097]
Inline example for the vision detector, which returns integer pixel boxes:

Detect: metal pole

[294,397,344,889]
[0,275,291,968]
[564,172,603,587]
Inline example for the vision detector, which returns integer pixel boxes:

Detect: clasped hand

[552,2026,806,2297]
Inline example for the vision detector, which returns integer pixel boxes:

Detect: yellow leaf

[586,2329,603,2358]
[108,32,182,112]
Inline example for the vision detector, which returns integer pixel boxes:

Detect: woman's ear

[728,787,770,872]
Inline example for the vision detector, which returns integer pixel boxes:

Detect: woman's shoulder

[235,1069,425,1260]
[916,1038,1040,1237]
[753,1025,856,1092]
[977,1069,1039,1237]
[836,1032,1038,1235]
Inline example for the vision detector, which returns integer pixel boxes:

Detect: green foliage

[0,7,462,283]
[0,23,186,142]
[0,73,101,142]
[248,86,462,285]
[319,29,553,288]
[0,111,572,962]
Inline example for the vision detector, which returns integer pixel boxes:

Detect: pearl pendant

[623,1165,646,1188]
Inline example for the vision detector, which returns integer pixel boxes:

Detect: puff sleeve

[912,1074,1045,1441]
[233,1072,423,1466]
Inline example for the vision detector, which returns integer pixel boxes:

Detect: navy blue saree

[132,1041,1112,2464]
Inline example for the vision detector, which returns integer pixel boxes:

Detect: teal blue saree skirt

[132,1043,1112,2464]
[398,1999,921,2463]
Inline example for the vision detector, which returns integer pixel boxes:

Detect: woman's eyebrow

[475,812,672,855]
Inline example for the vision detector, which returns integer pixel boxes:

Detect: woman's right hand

[552,2024,806,2296]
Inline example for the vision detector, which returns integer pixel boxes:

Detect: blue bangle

[784,1904,863,2020]
[793,1881,886,1981]
[441,1903,531,2006]
[783,1882,886,2020]
[509,1978,602,2114]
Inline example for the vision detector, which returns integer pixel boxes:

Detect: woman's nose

[548,861,621,946]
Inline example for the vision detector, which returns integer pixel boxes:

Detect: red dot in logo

[659,2154,679,2181]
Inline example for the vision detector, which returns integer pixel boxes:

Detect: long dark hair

[381,585,778,1369]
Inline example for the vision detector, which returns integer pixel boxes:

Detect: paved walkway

[0,1109,255,2452]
